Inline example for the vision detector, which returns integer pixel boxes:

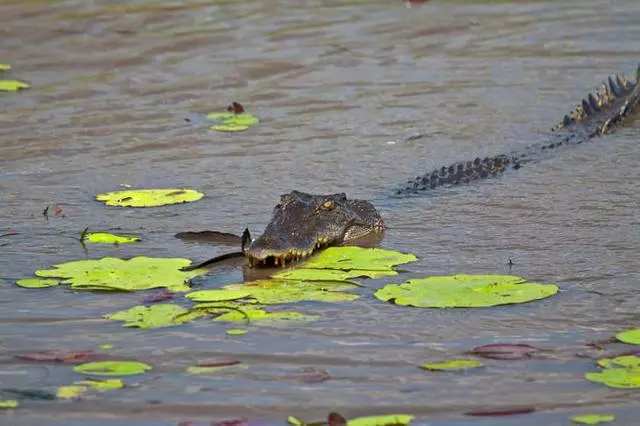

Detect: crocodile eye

[321,200,334,210]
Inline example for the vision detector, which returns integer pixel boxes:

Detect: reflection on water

[1,0,639,424]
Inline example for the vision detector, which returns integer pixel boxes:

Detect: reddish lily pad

[468,343,540,360]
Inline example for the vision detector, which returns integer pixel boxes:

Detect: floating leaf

[0,64,11,71]
[298,367,331,383]
[226,329,248,335]
[211,305,319,323]
[0,400,18,409]
[215,420,249,426]
[96,188,204,207]
[57,378,124,399]
[0,80,29,91]
[16,278,60,289]
[84,232,140,244]
[273,268,395,281]
[74,361,152,376]
[375,274,557,308]
[56,385,87,400]
[105,304,204,328]
[585,367,640,388]
[468,343,540,360]
[616,328,640,345]
[186,361,243,375]
[349,415,414,426]
[185,289,251,303]
[301,247,417,271]
[207,102,259,132]
[571,414,615,425]
[34,256,202,292]
[189,279,359,305]
[100,344,113,350]
[597,355,640,369]
[420,360,484,371]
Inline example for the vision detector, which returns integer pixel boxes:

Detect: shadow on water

[1,0,639,424]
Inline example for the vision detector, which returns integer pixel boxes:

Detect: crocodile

[184,64,640,269]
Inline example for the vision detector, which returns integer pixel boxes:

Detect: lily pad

[74,361,152,376]
[0,64,10,71]
[0,80,29,91]
[571,414,615,425]
[57,378,124,399]
[34,256,202,292]
[56,385,86,400]
[188,279,360,305]
[227,329,248,335]
[96,188,204,207]
[288,414,414,426]
[84,232,140,244]
[273,268,396,281]
[16,278,60,288]
[198,304,319,323]
[185,289,252,303]
[420,360,484,371]
[597,355,640,369]
[616,328,640,345]
[585,367,640,388]
[301,247,417,271]
[105,304,204,328]
[0,400,18,409]
[375,274,558,308]
[207,102,259,132]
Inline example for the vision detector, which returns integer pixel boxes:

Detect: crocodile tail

[555,63,640,136]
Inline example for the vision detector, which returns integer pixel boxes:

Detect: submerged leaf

[96,188,204,207]
[16,278,60,289]
[84,232,140,244]
[616,328,640,345]
[34,256,202,292]
[420,360,484,371]
[571,414,615,425]
[301,247,417,271]
[0,80,29,91]
[105,304,203,328]
[74,361,152,376]
[375,274,557,308]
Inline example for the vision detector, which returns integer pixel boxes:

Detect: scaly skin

[225,65,640,268]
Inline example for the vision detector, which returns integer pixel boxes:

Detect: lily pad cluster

[375,274,558,308]
[0,64,29,92]
[586,354,640,389]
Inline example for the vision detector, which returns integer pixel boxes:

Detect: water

[1,0,639,424]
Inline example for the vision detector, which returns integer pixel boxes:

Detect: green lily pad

[207,112,259,132]
[0,80,29,91]
[301,247,417,271]
[96,188,204,207]
[188,279,360,305]
[585,367,640,388]
[0,400,18,409]
[0,64,11,71]
[349,415,415,426]
[375,274,557,308]
[420,360,484,371]
[571,414,615,425]
[74,361,152,377]
[227,329,248,335]
[75,378,124,391]
[616,328,640,345]
[199,304,319,323]
[597,355,640,369]
[273,268,396,281]
[105,304,204,328]
[185,289,252,303]
[34,256,202,292]
[84,232,140,244]
[16,278,60,289]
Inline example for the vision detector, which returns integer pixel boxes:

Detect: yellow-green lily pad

[375,274,557,308]
[207,111,259,132]
[273,268,396,281]
[616,328,640,345]
[185,289,252,303]
[287,414,414,426]
[105,304,204,328]
[96,188,204,207]
[585,367,640,388]
[188,279,360,305]
[420,360,484,371]
[56,385,87,400]
[34,256,202,292]
[84,232,140,244]
[200,304,319,323]
[74,361,152,376]
[301,247,417,271]
[226,329,248,335]
[0,80,29,91]
[0,64,11,71]
[16,278,60,289]
[571,414,615,425]
[597,355,640,369]
[56,378,123,400]
[0,400,18,409]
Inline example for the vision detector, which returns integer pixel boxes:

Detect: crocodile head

[245,191,385,267]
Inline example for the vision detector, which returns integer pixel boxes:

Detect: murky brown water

[1,0,639,424]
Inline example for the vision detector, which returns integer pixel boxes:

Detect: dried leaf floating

[468,343,540,360]
[375,274,558,308]
[96,188,204,207]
